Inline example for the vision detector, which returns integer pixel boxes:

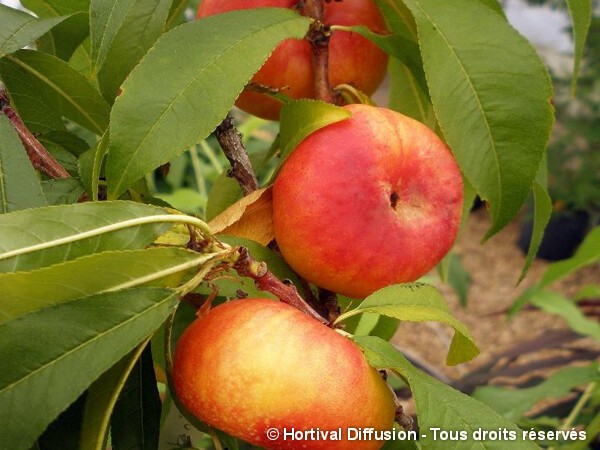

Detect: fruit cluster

[197,0,389,120]
[174,2,464,449]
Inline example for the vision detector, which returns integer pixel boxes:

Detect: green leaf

[46,144,79,176]
[374,0,417,42]
[110,344,161,450]
[41,177,85,205]
[206,172,242,222]
[81,342,149,450]
[89,0,136,71]
[566,0,592,95]
[0,247,206,323]
[0,201,173,272]
[36,12,89,61]
[539,226,600,288]
[165,0,188,29]
[519,181,552,282]
[279,99,352,164]
[69,35,94,79]
[0,115,47,213]
[439,252,471,307]
[38,129,91,156]
[401,0,554,238]
[354,336,541,450]
[475,0,506,16]
[574,284,600,301]
[94,0,171,102]
[0,5,67,57]
[79,129,108,200]
[0,50,110,135]
[105,8,310,199]
[473,363,600,421]
[0,60,64,134]
[530,291,600,342]
[388,57,435,128]
[353,313,400,341]
[343,25,426,95]
[336,283,479,365]
[20,0,89,17]
[0,287,177,450]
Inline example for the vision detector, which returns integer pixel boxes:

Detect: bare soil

[391,208,600,391]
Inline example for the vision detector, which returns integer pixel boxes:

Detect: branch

[215,115,259,195]
[318,287,341,323]
[0,89,70,179]
[234,246,329,325]
[304,0,337,103]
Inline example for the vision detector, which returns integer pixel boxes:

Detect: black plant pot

[518,210,590,261]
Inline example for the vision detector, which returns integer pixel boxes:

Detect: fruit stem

[215,115,259,196]
[304,1,337,104]
[0,89,70,179]
[233,246,329,325]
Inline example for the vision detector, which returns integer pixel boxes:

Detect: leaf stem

[0,214,216,262]
[0,89,70,179]
[547,381,598,450]
[564,381,597,428]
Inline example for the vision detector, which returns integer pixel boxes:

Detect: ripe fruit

[197,0,388,120]
[173,298,395,450]
[272,104,463,299]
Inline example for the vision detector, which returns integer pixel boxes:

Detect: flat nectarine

[173,298,395,449]
[197,0,388,120]
[272,104,463,298]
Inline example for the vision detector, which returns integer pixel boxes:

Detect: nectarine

[173,298,395,449]
[197,0,388,120]
[272,104,463,299]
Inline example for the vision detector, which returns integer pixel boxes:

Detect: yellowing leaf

[209,187,274,246]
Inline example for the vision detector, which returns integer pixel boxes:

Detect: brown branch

[234,246,329,325]
[0,89,70,179]
[304,0,337,103]
[318,287,341,323]
[215,115,259,196]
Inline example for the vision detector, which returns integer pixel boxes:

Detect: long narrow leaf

[401,0,554,238]
[0,247,208,323]
[106,8,310,198]
[0,287,177,450]
[355,336,540,450]
[80,341,150,450]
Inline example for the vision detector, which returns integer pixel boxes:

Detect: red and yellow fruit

[272,104,464,299]
[197,0,389,120]
[173,298,396,450]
